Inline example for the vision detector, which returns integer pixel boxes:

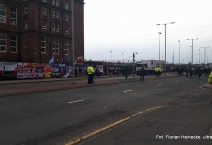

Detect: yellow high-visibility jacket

[87,66,94,74]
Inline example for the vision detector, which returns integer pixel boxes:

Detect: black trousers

[140,75,144,81]
[88,74,92,84]
[91,74,94,83]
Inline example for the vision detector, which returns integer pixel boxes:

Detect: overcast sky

[84,0,212,64]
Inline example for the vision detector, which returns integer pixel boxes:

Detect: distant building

[0,0,84,63]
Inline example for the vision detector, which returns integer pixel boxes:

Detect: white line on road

[68,99,84,104]
[175,81,178,83]
[158,84,162,86]
[123,90,132,93]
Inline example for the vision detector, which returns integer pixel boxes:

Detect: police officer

[155,67,158,77]
[208,70,212,84]
[87,65,94,84]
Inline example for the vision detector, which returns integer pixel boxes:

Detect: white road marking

[104,106,109,109]
[123,90,132,93]
[68,99,84,104]
[158,84,162,86]
[175,81,178,83]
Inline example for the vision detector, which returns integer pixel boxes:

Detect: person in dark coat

[140,67,146,81]
[197,67,202,79]
[125,65,128,79]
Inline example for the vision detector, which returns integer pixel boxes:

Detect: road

[0,75,211,145]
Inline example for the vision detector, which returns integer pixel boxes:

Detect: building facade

[0,0,84,63]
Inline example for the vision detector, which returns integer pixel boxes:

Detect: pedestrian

[78,66,82,78]
[197,67,202,79]
[75,66,78,77]
[140,67,146,81]
[185,67,189,78]
[208,70,212,84]
[189,68,193,78]
[155,67,158,77]
[87,65,94,84]
[91,65,95,83]
[125,65,128,79]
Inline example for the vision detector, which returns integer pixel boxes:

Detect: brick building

[0,0,84,63]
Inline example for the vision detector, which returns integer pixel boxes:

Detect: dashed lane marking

[123,90,132,93]
[68,99,84,104]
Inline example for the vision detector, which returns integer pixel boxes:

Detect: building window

[43,21,47,29]
[56,11,59,19]
[25,20,28,28]
[11,35,17,53]
[0,33,6,52]
[52,23,55,31]
[24,6,28,14]
[52,10,55,18]
[64,40,69,55]
[41,36,46,53]
[53,38,59,54]
[56,24,59,32]
[0,4,6,23]
[66,14,69,22]
[52,0,55,5]
[56,0,59,6]
[42,7,47,16]
[66,27,69,34]
[11,7,17,24]
[65,2,68,10]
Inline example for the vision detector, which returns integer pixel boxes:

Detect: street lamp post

[186,38,198,64]
[207,56,209,64]
[158,32,161,61]
[133,52,138,80]
[110,51,112,62]
[198,49,200,64]
[201,46,210,64]
[71,0,75,85]
[201,54,202,64]
[157,22,175,76]
[122,53,123,63]
[178,40,180,64]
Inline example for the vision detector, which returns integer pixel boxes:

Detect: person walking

[125,65,128,79]
[140,67,146,81]
[197,67,202,79]
[189,68,193,78]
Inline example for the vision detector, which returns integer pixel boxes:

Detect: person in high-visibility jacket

[208,71,212,84]
[155,67,158,77]
[158,67,161,76]
[87,65,94,84]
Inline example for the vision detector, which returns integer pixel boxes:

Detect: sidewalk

[0,74,179,97]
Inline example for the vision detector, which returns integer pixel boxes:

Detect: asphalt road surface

[0,76,211,145]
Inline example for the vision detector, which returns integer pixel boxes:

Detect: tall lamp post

[178,40,180,64]
[71,0,75,84]
[156,22,175,76]
[158,32,161,61]
[201,46,210,64]
[133,52,138,80]
[201,54,202,64]
[110,51,112,62]
[186,38,198,64]
[122,53,123,63]
[198,49,200,64]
